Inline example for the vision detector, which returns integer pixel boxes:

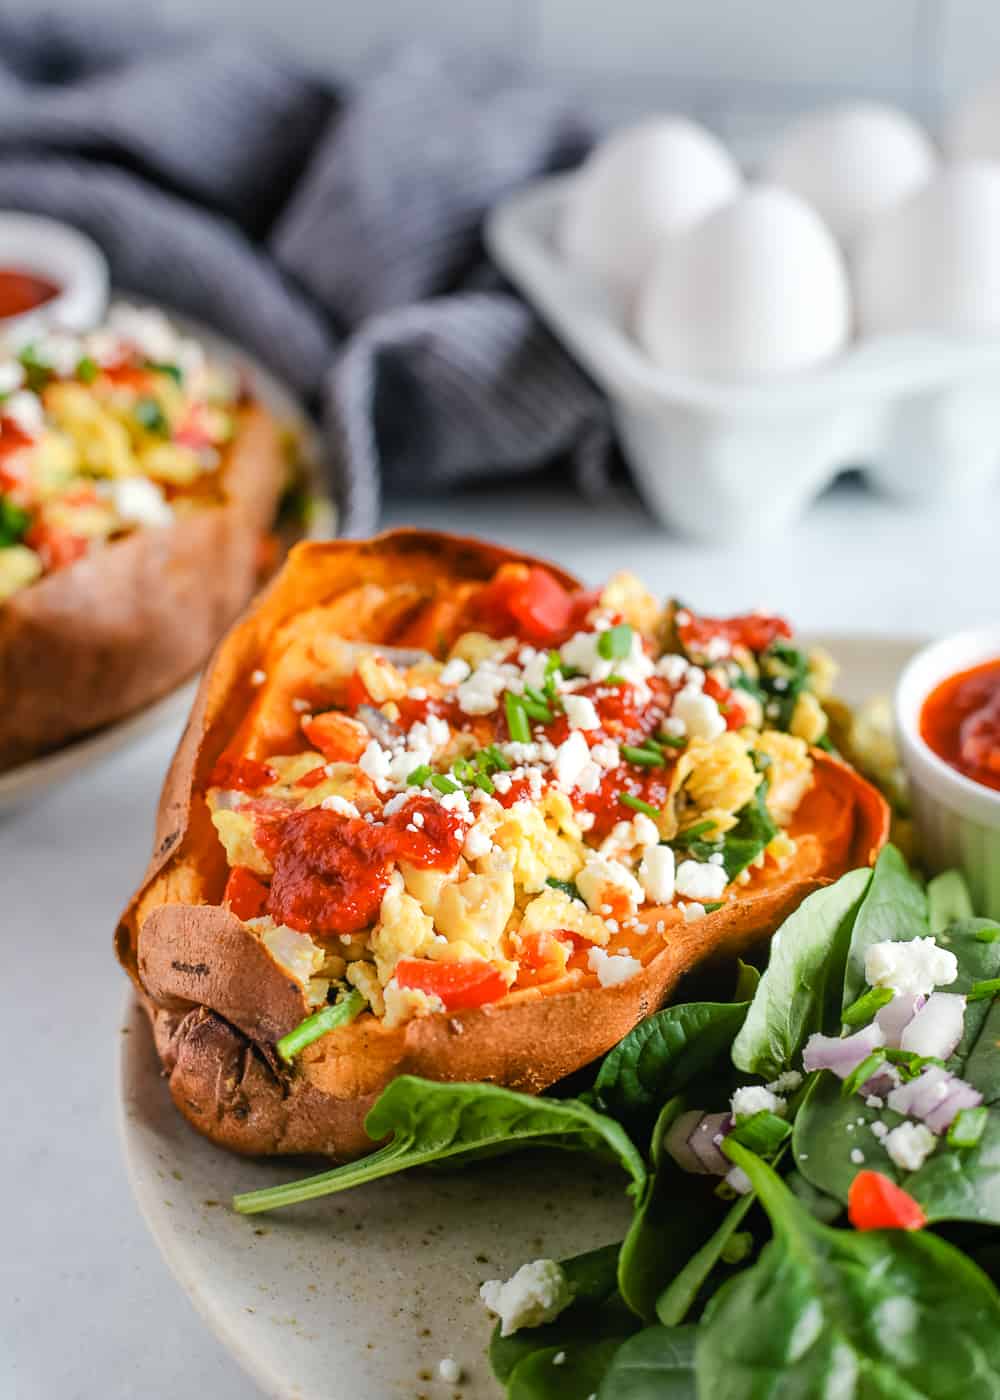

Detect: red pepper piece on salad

[848,1170,927,1232]
[394,957,509,1011]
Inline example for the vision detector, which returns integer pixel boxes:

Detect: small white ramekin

[0,212,108,341]
[896,629,1000,919]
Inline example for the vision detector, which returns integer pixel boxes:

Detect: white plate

[0,311,335,814]
[119,634,918,1400]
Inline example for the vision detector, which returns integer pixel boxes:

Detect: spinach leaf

[618,1098,731,1322]
[655,1191,755,1326]
[841,844,927,1008]
[0,497,30,547]
[507,1341,625,1399]
[731,869,872,1080]
[733,959,761,1003]
[491,1244,630,1386]
[795,918,1000,1224]
[677,779,778,879]
[232,1077,646,1214]
[928,869,975,933]
[697,1143,1000,1399]
[596,1325,698,1399]
[759,640,810,730]
[594,1002,749,1143]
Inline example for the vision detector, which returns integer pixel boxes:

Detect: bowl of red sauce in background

[0,212,108,342]
[897,631,1000,918]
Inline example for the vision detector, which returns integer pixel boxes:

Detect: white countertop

[2,479,996,1399]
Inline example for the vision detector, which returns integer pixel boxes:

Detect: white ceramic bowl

[0,212,108,341]
[895,629,1000,918]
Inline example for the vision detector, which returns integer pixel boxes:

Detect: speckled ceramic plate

[0,310,335,814]
[118,635,921,1399]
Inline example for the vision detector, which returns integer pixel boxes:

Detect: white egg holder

[487,174,1000,543]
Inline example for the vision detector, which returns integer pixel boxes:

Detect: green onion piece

[968,977,1000,1003]
[546,877,582,901]
[452,757,475,783]
[728,1110,791,1155]
[76,355,99,384]
[703,901,724,913]
[484,744,512,771]
[672,818,717,845]
[719,1231,754,1266]
[134,396,169,435]
[431,774,460,795]
[620,793,660,818]
[655,731,687,750]
[520,695,554,724]
[621,744,663,767]
[604,673,627,686]
[505,692,531,744]
[473,772,495,795]
[146,359,183,383]
[842,986,895,1029]
[406,764,432,786]
[947,1106,989,1148]
[276,990,366,1063]
[842,1049,887,1097]
[597,623,633,660]
[975,926,1000,943]
[523,685,550,708]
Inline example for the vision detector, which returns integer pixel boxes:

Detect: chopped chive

[948,1106,989,1148]
[621,744,663,767]
[703,901,724,913]
[975,926,1000,943]
[484,744,512,771]
[597,623,633,660]
[968,977,1000,1002]
[520,695,554,724]
[406,764,432,786]
[76,355,99,383]
[472,772,495,795]
[604,673,626,686]
[276,990,366,1063]
[452,757,475,783]
[431,774,460,795]
[842,986,895,1029]
[620,793,660,818]
[842,1049,887,1097]
[719,1231,754,1265]
[523,685,550,708]
[546,877,582,901]
[505,692,531,744]
[729,1110,791,1155]
[655,731,687,750]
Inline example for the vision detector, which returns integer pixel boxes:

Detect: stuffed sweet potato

[0,304,290,769]
[117,530,889,1160]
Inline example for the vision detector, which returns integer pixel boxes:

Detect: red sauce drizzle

[920,659,1000,793]
[208,755,278,792]
[0,269,59,319]
[678,610,791,656]
[258,795,465,937]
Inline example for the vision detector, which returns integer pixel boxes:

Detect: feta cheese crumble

[638,844,675,905]
[864,937,958,998]
[883,1121,938,1173]
[731,1086,786,1121]
[675,859,728,903]
[480,1259,572,1337]
[438,1358,462,1383]
[587,946,642,987]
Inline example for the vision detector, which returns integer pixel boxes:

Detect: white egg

[855,162,1000,336]
[635,185,850,380]
[560,117,741,311]
[948,76,1000,164]
[764,102,936,245]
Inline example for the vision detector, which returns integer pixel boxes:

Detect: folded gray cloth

[0,11,610,534]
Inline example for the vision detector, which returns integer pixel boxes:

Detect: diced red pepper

[677,610,792,657]
[302,711,369,763]
[296,764,330,789]
[346,671,374,712]
[475,564,575,646]
[848,1171,926,1232]
[223,866,270,921]
[24,521,88,572]
[703,673,748,731]
[394,957,509,1011]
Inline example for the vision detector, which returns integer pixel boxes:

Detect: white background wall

[65,0,1000,143]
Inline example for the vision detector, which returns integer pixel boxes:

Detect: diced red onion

[664,1110,731,1176]
[923,1079,983,1134]
[875,993,926,1048]
[860,1063,902,1099]
[803,1021,885,1079]
[899,992,966,1061]
[887,1065,954,1120]
[355,705,402,746]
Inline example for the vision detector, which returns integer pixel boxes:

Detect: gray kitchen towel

[0,10,610,534]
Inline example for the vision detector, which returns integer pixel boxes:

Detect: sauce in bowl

[0,268,60,320]
[921,658,1000,792]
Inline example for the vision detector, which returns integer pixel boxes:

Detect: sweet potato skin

[0,404,285,770]
[117,531,890,1161]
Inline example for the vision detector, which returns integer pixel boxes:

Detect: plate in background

[0,309,335,814]
[119,634,917,1399]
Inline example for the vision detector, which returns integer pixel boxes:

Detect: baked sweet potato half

[117,530,889,1160]
[0,305,290,769]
